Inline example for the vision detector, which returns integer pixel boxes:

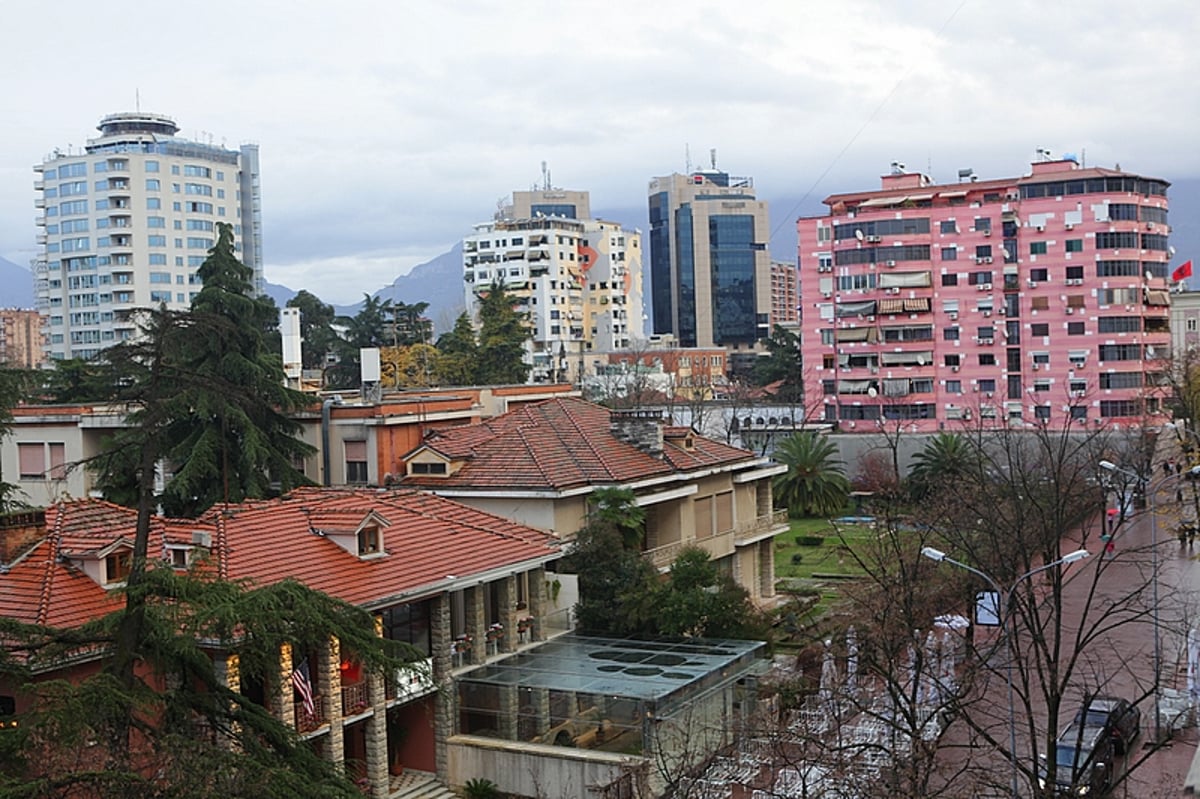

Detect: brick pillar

[499,575,517,654]
[278,644,297,730]
[366,615,389,797]
[498,684,518,740]
[431,593,453,781]
[532,687,551,739]
[320,636,344,769]
[215,654,242,750]
[464,585,485,665]
[529,566,547,641]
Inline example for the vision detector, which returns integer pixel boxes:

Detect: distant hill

[264,243,466,336]
[0,257,34,309]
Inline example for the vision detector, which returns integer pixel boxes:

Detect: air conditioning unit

[997,307,1007,315]
[984,257,994,264]
[1036,225,1045,232]
[823,292,832,298]
[869,366,879,374]
[889,287,901,294]
[1065,223,1074,230]
[984,230,992,237]
[1065,307,1074,314]
[1146,223,1155,231]
[949,312,958,320]
[867,235,882,243]
[952,365,960,372]
[1072,390,1086,397]
[981,338,994,345]
[1028,279,1038,288]
[1032,364,1040,371]
[983,310,992,317]
[885,260,897,267]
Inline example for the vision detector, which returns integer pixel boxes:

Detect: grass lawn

[773,516,876,624]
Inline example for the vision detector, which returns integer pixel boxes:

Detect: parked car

[1038,723,1114,796]
[1074,695,1141,755]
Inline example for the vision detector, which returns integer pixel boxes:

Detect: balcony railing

[295,697,327,733]
[341,681,371,716]
[645,511,788,570]
[386,657,434,702]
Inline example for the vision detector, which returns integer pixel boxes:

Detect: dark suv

[1037,723,1114,796]
[1074,696,1141,755]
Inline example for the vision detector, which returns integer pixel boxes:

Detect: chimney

[609,409,665,458]
[0,509,47,566]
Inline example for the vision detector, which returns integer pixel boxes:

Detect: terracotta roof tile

[403,397,755,492]
[0,490,560,632]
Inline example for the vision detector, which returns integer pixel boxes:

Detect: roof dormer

[64,539,135,589]
[404,447,454,478]
[308,509,391,559]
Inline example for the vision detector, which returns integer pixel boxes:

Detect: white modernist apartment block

[33,112,263,361]
[462,189,644,383]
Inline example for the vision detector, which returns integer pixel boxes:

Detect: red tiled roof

[0,490,560,631]
[402,397,756,492]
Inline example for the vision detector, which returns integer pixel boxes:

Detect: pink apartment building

[797,158,1173,432]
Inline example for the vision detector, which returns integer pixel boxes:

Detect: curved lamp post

[1098,458,1200,742]
[921,546,1091,798]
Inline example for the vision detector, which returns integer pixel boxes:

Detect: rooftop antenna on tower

[685,144,692,174]
[135,88,140,112]
[541,160,551,191]
[710,148,717,170]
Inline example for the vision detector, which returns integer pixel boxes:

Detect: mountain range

[4,178,1199,329]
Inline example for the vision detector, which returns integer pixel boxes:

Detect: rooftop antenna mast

[685,144,692,174]
[135,88,140,112]
[541,160,551,191]
[710,148,717,170]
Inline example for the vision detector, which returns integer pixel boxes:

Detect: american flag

[291,658,315,717]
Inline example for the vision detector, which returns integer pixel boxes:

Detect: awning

[939,190,968,199]
[903,297,931,312]
[836,300,877,317]
[907,193,934,201]
[882,378,910,397]
[879,271,932,289]
[880,350,932,366]
[1145,289,1170,307]
[857,195,906,208]
[877,298,905,314]
[836,327,878,343]
[838,379,874,393]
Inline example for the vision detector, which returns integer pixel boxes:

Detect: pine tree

[474,280,530,385]
[156,223,314,517]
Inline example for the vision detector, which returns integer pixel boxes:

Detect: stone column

[497,684,518,740]
[464,585,485,665]
[759,540,776,599]
[278,644,297,730]
[529,566,547,641]
[499,575,517,654]
[431,594,453,781]
[320,636,344,768]
[366,615,389,796]
[215,654,242,750]
[532,687,551,740]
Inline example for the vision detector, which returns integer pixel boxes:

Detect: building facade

[769,259,799,328]
[462,189,644,384]
[798,159,1172,432]
[33,112,263,361]
[647,168,771,350]
[0,309,46,368]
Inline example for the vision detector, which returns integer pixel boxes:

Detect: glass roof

[456,632,766,702]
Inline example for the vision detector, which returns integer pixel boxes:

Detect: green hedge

[795,535,825,547]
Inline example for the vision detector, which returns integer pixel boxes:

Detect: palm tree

[908,432,977,499]
[773,433,849,517]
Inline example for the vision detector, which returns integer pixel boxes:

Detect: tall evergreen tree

[435,313,479,386]
[156,223,314,517]
[474,280,530,385]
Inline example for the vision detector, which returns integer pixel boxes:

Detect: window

[147,197,161,210]
[943,327,960,340]
[1030,323,1050,337]
[1066,239,1084,253]
[145,160,160,172]
[1031,296,1050,311]
[974,246,993,260]
[1034,406,1051,421]
[1030,242,1048,255]
[105,550,132,584]
[979,353,996,366]
[1032,351,1050,365]
[145,179,160,191]
[941,273,958,286]
[975,217,991,233]
[345,440,368,484]
[941,247,958,261]
[17,442,65,479]
[979,379,997,393]
[1067,321,1085,336]
[147,216,166,228]
[946,380,962,394]
[1029,268,1048,282]
[940,220,957,234]
[357,525,381,556]
[410,461,447,475]
[944,354,961,367]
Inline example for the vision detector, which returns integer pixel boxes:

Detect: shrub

[795,535,825,547]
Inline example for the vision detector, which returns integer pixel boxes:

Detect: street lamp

[922,545,1091,798]
[1098,458,1200,742]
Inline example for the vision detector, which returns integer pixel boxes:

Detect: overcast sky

[2,0,1197,304]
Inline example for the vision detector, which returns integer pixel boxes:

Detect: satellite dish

[855,229,865,241]
[1145,271,1154,282]
[916,355,926,365]
[867,387,878,397]
[1001,248,1011,259]
[1170,246,1178,257]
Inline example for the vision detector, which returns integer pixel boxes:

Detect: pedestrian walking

[1190,525,1197,549]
